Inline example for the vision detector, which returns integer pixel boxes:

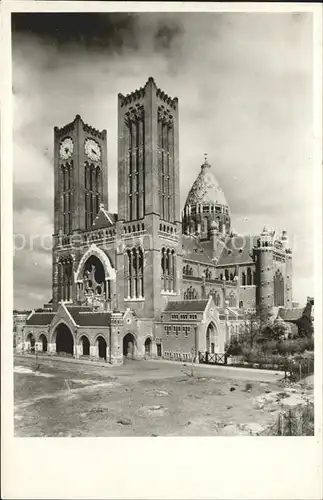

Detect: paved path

[15,354,284,383]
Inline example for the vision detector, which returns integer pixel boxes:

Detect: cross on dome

[202,152,210,169]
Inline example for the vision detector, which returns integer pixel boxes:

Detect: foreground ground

[14,355,313,437]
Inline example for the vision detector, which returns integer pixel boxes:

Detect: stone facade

[21,77,293,364]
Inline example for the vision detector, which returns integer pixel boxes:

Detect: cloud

[12,12,314,308]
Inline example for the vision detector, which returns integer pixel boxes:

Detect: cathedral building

[21,77,293,363]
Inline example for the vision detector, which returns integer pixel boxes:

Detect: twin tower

[54,77,180,235]
[53,77,183,317]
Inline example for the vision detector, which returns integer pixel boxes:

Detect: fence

[227,354,314,381]
[198,352,227,365]
[163,352,194,362]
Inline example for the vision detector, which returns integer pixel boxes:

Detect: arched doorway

[97,336,107,360]
[123,332,136,358]
[206,322,217,353]
[26,333,35,353]
[55,323,74,356]
[80,335,90,356]
[144,338,152,356]
[39,334,48,352]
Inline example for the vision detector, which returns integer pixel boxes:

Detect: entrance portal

[97,336,107,360]
[123,333,135,358]
[39,334,48,352]
[80,335,90,356]
[55,323,74,356]
[26,333,35,353]
[144,338,152,356]
[205,322,217,353]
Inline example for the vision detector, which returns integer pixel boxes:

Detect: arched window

[189,219,196,234]
[203,217,208,234]
[125,247,144,299]
[84,164,88,190]
[58,256,73,302]
[225,269,229,281]
[205,268,212,279]
[274,270,284,306]
[161,247,166,274]
[242,272,246,286]
[184,286,199,300]
[247,267,252,285]
[161,247,176,292]
[228,293,236,307]
[95,167,101,192]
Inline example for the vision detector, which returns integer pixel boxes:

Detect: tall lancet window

[125,247,144,299]
[158,107,174,223]
[58,257,73,302]
[84,162,100,229]
[126,108,145,222]
[161,247,176,293]
[61,163,73,234]
[274,269,285,307]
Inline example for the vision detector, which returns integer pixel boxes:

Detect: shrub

[260,339,278,355]
[267,403,314,436]
[276,337,314,355]
[226,339,243,356]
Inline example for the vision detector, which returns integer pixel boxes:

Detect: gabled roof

[66,306,111,327]
[216,235,259,266]
[164,300,209,313]
[182,235,221,265]
[26,312,55,326]
[182,233,259,267]
[91,205,117,230]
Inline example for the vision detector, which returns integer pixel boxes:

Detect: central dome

[185,157,228,208]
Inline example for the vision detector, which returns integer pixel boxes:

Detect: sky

[12,12,314,310]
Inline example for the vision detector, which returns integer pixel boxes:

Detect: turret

[281,230,288,247]
[255,226,274,310]
[283,230,293,308]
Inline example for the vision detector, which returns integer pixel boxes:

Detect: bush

[226,339,243,356]
[267,403,314,436]
[276,337,314,355]
[261,339,278,355]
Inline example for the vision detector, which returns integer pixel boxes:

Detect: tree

[241,306,272,347]
[260,318,289,342]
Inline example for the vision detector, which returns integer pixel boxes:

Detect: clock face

[85,138,101,162]
[59,137,74,160]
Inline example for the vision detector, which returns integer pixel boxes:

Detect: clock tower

[52,115,108,306]
[53,114,108,237]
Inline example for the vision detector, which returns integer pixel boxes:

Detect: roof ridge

[79,311,111,315]
[32,311,54,314]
